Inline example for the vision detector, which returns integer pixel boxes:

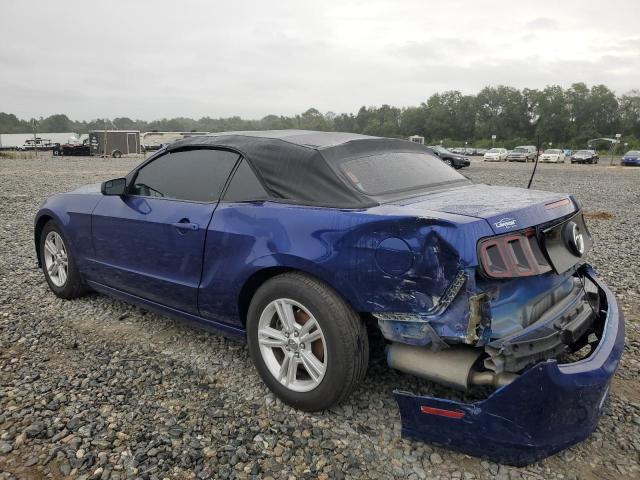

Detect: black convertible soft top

[166,130,463,208]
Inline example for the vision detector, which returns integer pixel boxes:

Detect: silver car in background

[507,145,537,162]
[483,147,508,161]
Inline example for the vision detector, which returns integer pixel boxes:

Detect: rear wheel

[40,221,88,299]
[112,150,122,158]
[247,272,368,411]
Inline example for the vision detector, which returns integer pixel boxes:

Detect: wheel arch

[34,213,54,266]
[237,266,362,328]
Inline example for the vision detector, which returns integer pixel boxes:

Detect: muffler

[386,343,518,390]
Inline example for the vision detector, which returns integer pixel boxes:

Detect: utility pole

[31,118,38,158]
[612,134,621,165]
[103,118,108,158]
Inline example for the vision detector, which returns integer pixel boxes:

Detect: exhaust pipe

[469,371,519,388]
[386,343,518,390]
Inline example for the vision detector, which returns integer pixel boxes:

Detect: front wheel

[247,272,368,411]
[443,159,453,167]
[40,221,88,299]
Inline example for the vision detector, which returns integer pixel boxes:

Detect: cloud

[396,38,478,61]
[526,17,558,30]
[0,0,638,120]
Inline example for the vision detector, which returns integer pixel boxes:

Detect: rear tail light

[479,229,551,278]
[420,406,466,419]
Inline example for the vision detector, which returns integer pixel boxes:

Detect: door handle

[172,220,199,232]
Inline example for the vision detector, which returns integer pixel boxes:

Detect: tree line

[2,83,639,149]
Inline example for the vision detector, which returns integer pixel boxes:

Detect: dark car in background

[52,139,91,156]
[621,150,640,166]
[427,145,470,169]
[571,150,599,164]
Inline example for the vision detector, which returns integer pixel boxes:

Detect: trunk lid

[394,184,576,234]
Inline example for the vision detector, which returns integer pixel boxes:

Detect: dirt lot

[0,155,639,479]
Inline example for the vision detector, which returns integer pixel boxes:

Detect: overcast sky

[1,0,638,121]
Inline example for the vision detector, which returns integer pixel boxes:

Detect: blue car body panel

[197,199,493,329]
[394,268,624,466]
[35,181,580,345]
[91,195,217,314]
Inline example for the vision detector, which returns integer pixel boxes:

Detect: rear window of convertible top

[339,152,467,196]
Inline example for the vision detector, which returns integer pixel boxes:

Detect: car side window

[130,149,239,202]
[223,159,270,202]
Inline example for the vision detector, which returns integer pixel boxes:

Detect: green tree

[399,105,427,137]
[619,90,640,138]
[529,86,571,144]
[38,114,75,132]
[476,86,532,141]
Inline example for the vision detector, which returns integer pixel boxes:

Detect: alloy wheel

[257,298,327,392]
[43,231,68,287]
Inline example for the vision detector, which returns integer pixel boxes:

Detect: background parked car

[427,145,470,168]
[507,145,537,162]
[475,148,488,156]
[539,149,566,163]
[483,147,508,161]
[621,150,640,166]
[571,150,599,164]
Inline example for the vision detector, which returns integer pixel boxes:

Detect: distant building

[408,135,425,144]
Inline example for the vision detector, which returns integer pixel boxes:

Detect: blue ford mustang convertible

[35,130,623,465]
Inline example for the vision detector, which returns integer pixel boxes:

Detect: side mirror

[101,177,127,195]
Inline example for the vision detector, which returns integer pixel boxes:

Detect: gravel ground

[0,155,639,480]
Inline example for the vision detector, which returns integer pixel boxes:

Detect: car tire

[247,272,369,411]
[112,150,122,158]
[443,159,453,167]
[40,221,88,299]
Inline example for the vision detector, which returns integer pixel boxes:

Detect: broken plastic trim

[373,270,467,348]
[484,275,599,373]
[393,267,624,466]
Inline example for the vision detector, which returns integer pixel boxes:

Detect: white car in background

[483,148,508,161]
[540,149,566,163]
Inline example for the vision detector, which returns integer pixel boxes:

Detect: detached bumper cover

[393,271,624,466]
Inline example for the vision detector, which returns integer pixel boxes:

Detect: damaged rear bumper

[393,269,624,466]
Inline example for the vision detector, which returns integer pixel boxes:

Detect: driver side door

[91,148,240,314]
